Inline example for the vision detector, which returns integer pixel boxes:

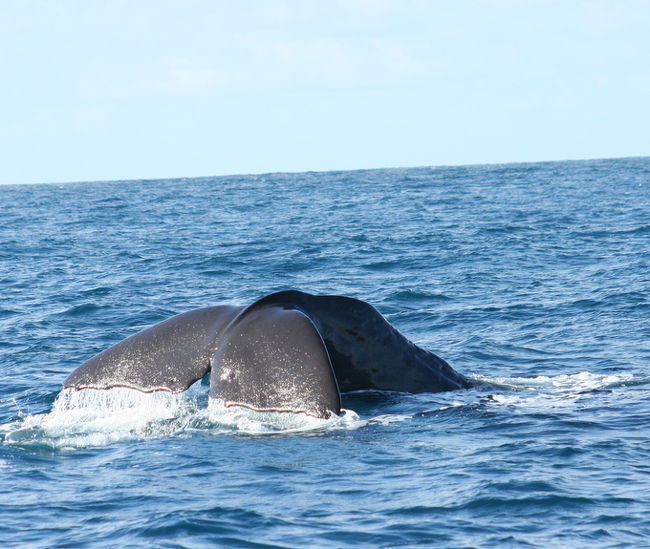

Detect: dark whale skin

[65,291,470,418]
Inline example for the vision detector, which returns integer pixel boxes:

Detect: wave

[469,371,636,411]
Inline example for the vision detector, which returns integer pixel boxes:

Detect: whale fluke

[64,305,242,393]
[210,302,341,418]
[64,291,469,419]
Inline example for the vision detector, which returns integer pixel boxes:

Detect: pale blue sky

[2,0,649,185]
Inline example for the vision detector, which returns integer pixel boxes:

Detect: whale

[64,290,471,418]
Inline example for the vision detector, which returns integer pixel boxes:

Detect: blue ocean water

[1,157,649,548]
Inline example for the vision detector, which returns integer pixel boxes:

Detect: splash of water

[4,387,193,450]
[206,398,362,435]
[471,371,634,410]
[3,386,363,449]
[2,371,634,450]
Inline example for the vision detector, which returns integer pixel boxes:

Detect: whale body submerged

[65,290,471,418]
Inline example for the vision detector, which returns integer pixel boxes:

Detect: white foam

[473,370,632,392]
[206,398,362,434]
[3,371,634,448]
[471,371,633,411]
[367,413,413,426]
[5,387,194,450]
[3,387,364,449]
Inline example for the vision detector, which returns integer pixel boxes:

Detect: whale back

[254,290,471,393]
[64,305,242,393]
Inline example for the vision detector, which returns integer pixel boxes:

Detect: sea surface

[1,157,649,548]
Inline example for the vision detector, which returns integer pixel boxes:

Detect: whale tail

[64,301,341,419]
[63,291,466,420]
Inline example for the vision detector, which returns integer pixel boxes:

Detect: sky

[1,0,649,185]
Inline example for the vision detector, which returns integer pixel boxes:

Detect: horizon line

[3,154,648,187]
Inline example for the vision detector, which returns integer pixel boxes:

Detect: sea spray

[5,387,193,449]
[207,398,363,434]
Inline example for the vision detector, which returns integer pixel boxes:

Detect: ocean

[1,157,649,548]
